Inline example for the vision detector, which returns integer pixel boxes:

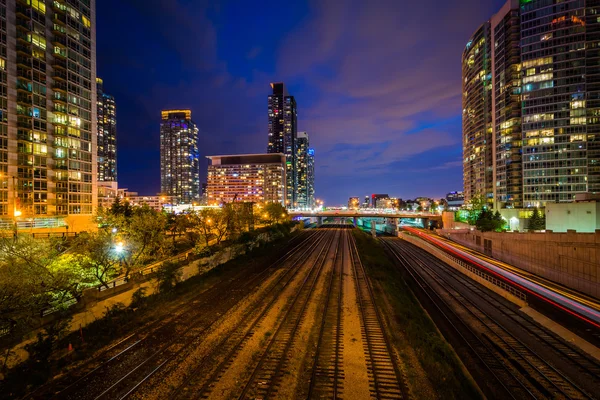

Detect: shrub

[155,261,182,293]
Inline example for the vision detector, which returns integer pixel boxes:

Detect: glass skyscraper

[492,0,522,208]
[267,82,297,207]
[520,0,599,206]
[464,0,600,209]
[0,0,97,228]
[96,77,116,183]
[296,131,314,208]
[160,110,200,204]
[462,21,494,208]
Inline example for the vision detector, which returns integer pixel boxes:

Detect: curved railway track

[383,237,599,400]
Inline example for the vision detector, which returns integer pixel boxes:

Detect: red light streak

[403,227,600,330]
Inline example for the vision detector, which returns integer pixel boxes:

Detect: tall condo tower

[462,21,493,208]
[267,82,297,207]
[96,77,116,183]
[0,0,97,228]
[160,110,200,203]
[296,131,314,208]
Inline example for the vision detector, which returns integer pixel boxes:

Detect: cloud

[272,0,505,201]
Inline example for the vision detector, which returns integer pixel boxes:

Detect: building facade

[465,0,600,211]
[462,21,493,208]
[371,193,390,208]
[0,0,97,229]
[267,82,297,207]
[206,153,286,205]
[520,0,599,206]
[96,77,116,183]
[492,0,522,209]
[160,110,200,204]
[296,131,314,208]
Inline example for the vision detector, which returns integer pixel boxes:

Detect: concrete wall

[439,229,600,299]
[546,202,600,233]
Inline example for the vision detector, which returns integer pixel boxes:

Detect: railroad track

[383,238,598,400]
[235,229,339,399]
[107,229,331,400]
[306,228,346,398]
[36,229,321,400]
[348,233,406,399]
[168,229,333,399]
[398,239,600,399]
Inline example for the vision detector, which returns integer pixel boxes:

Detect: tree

[529,207,545,231]
[474,209,504,232]
[155,261,182,293]
[264,203,288,223]
[72,230,121,289]
[120,205,170,278]
[493,211,505,232]
[0,235,83,337]
[189,209,216,249]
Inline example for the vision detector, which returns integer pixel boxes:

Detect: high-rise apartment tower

[96,77,116,183]
[160,110,200,203]
[267,82,297,207]
[0,0,97,227]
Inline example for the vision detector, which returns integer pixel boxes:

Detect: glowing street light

[14,210,21,217]
[115,242,124,253]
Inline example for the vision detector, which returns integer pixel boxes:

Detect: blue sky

[98,0,506,204]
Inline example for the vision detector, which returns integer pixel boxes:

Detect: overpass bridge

[289,210,443,230]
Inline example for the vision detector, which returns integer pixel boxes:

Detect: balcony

[54,58,67,70]
[16,95,32,105]
[52,82,67,92]
[54,70,67,81]
[16,43,32,56]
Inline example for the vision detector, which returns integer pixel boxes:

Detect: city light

[115,242,124,253]
[14,210,21,217]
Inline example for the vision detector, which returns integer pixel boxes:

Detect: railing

[96,248,196,292]
[41,297,77,317]
[401,233,527,301]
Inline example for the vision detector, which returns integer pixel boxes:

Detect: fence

[401,233,527,302]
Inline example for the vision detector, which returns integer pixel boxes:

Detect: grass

[352,230,481,400]
[0,229,302,399]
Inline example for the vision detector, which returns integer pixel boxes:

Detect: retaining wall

[438,229,600,299]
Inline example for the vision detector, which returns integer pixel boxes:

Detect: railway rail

[383,238,600,400]
[33,229,321,400]
[306,229,346,399]
[169,229,334,399]
[235,229,339,399]
[348,233,406,399]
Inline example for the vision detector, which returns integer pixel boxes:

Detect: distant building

[446,191,465,210]
[206,153,286,205]
[160,110,200,203]
[97,78,117,183]
[268,83,297,206]
[372,194,390,209]
[348,197,360,209]
[307,148,315,207]
[296,132,314,208]
[362,196,370,208]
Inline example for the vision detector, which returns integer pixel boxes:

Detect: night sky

[97,0,506,205]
